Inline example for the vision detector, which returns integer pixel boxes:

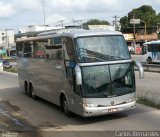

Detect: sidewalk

[0,70,18,76]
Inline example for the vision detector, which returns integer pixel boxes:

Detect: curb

[0,71,18,76]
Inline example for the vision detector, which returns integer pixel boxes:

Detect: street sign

[130,19,140,24]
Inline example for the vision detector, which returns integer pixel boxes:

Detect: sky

[0,0,160,32]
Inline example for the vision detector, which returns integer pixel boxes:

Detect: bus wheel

[24,82,29,95]
[62,97,72,117]
[28,83,32,97]
[30,84,38,100]
[147,57,152,64]
[29,84,38,100]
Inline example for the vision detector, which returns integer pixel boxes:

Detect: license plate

[108,108,118,113]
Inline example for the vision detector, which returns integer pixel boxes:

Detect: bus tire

[147,57,152,64]
[28,83,32,97]
[24,81,29,96]
[29,83,38,100]
[62,96,72,117]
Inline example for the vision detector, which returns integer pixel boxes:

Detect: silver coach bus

[16,29,144,117]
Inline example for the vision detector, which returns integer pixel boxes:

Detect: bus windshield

[75,35,130,63]
[81,63,135,98]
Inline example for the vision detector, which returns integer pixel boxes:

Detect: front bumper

[82,101,136,117]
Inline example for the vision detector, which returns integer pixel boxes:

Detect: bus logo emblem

[111,101,114,106]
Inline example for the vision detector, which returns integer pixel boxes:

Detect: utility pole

[42,0,46,30]
[5,29,10,57]
[73,19,83,28]
[133,14,136,42]
[59,20,64,28]
[112,15,120,31]
[72,19,75,26]
[132,14,136,52]
[140,20,147,42]
[72,19,83,28]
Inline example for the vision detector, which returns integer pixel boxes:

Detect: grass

[4,67,18,73]
[137,97,160,109]
[137,88,160,109]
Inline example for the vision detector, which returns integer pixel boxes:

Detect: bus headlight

[128,97,136,102]
[83,103,98,107]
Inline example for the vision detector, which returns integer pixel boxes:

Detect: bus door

[142,44,147,55]
[63,37,82,113]
[65,60,82,113]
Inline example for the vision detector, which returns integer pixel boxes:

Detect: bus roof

[16,29,122,42]
[143,40,160,45]
[61,29,122,38]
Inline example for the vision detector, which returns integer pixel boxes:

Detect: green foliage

[4,67,18,73]
[120,16,129,28]
[137,88,160,109]
[83,19,110,29]
[120,5,160,29]
[137,97,160,109]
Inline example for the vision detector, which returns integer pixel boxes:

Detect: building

[122,27,159,54]
[88,25,116,31]
[18,25,62,34]
[0,29,15,50]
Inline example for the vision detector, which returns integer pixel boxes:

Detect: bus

[142,40,160,64]
[16,29,144,117]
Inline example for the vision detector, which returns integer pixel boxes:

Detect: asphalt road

[131,54,146,63]
[0,71,160,137]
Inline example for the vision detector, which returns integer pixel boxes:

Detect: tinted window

[35,39,48,58]
[23,42,32,57]
[64,37,76,61]
[148,44,160,52]
[16,42,23,57]
[81,63,135,97]
[75,35,130,63]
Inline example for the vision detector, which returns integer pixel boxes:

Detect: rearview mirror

[75,65,82,85]
[134,61,144,79]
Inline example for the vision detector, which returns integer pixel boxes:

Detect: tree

[83,19,110,29]
[120,5,160,29]
[120,16,129,28]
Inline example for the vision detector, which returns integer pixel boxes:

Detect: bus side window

[35,40,48,59]
[16,42,23,57]
[23,42,32,57]
[148,44,151,52]
[55,49,62,60]
[64,37,76,61]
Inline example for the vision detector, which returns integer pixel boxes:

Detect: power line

[48,16,122,27]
